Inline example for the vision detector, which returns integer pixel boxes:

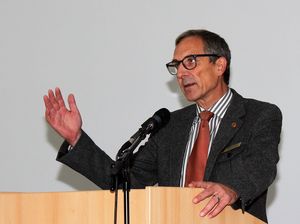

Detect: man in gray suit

[44,30,282,223]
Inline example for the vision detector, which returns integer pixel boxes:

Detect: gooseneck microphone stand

[111,129,149,224]
[110,108,170,224]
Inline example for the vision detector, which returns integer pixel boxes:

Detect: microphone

[116,108,170,160]
[112,108,170,184]
[129,108,170,144]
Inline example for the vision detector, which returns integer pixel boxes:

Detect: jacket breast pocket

[216,142,245,163]
[209,142,247,186]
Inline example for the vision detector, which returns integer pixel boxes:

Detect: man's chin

[183,94,199,103]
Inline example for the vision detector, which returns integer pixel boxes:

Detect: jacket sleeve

[56,130,160,190]
[56,130,115,189]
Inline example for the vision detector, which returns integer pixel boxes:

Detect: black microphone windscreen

[154,108,170,125]
[151,108,170,131]
[141,108,170,134]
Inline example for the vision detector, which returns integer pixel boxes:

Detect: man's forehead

[173,37,205,59]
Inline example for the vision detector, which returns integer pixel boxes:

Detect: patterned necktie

[185,111,214,186]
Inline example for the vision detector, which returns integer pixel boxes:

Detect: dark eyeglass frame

[166,54,220,75]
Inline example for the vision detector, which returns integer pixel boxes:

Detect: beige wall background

[0,0,298,223]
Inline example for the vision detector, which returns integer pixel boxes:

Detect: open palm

[44,87,82,146]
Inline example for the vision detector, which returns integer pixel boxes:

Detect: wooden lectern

[0,187,265,224]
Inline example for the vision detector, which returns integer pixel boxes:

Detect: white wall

[0,0,298,223]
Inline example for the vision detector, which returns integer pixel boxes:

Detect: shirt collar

[196,88,233,119]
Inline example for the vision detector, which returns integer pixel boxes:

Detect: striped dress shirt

[180,89,233,186]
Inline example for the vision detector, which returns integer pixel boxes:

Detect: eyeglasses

[166,54,220,75]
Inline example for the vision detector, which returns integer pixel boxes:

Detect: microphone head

[153,108,170,128]
[142,108,170,133]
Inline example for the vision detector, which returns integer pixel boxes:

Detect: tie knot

[200,111,214,121]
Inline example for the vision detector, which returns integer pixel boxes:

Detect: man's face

[173,36,225,108]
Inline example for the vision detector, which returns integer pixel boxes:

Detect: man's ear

[215,57,227,76]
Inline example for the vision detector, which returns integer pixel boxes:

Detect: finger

[55,87,66,108]
[207,197,227,218]
[48,89,59,110]
[190,181,210,189]
[43,95,52,110]
[187,181,204,188]
[43,95,54,119]
[193,191,214,204]
[187,182,196,187]
[193,186,215,204]
[68,94,79,113]
[199,194,221,217]
[187,181,198,187]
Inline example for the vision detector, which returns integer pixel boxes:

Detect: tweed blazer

[57,89,282,222]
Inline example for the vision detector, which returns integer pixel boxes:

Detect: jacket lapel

[204,90,246,180]
[169,105,196,185]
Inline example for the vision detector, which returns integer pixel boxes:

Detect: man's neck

[196,85,229,110]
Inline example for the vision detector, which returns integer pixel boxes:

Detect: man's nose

[177,64,190,78]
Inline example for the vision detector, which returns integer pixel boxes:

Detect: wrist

[67,130,82,146]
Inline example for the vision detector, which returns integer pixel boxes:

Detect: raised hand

[43,87,82,146]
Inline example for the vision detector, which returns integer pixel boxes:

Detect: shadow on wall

[266,180,278,211]
[45,122,100,190]
[57,166,100,191]
[266,130,284,211]
[166,76,191,108]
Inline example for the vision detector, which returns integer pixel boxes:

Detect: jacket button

[231,122,237,128]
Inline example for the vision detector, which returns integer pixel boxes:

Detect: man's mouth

[182,77,196,88]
